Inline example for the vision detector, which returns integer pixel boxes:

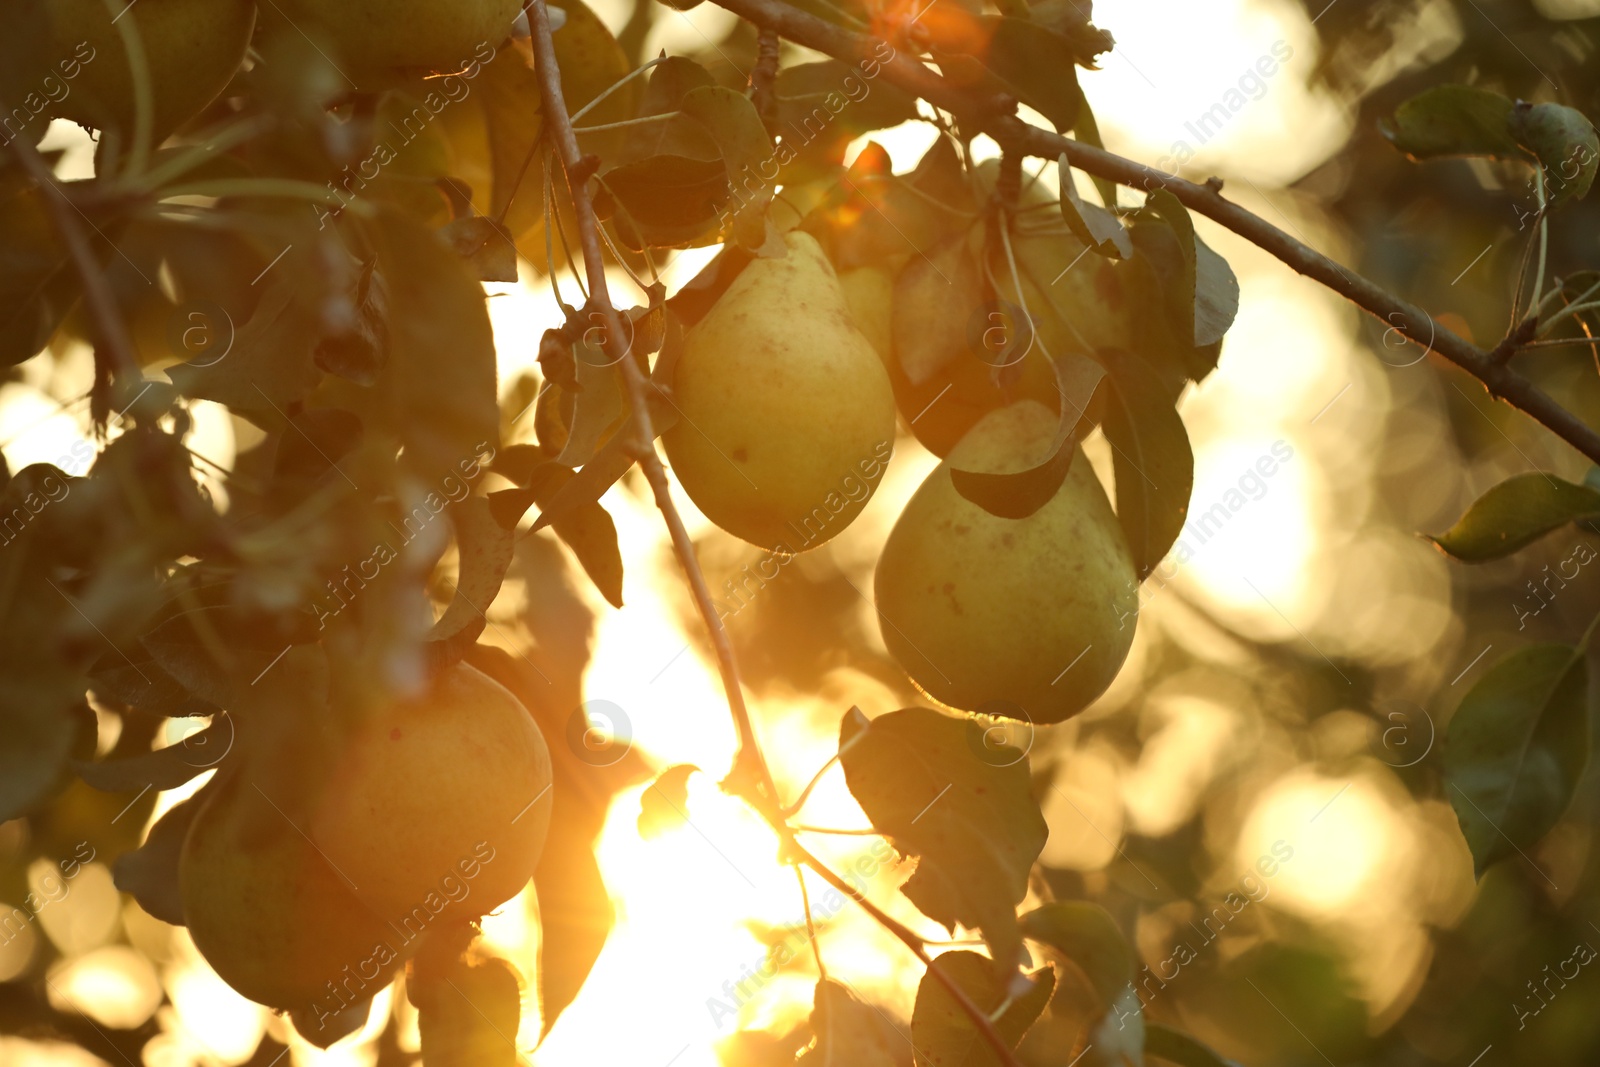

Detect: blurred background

[5,0,1600,1064]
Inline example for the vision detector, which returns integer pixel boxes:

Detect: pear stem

[709,0,1600,468]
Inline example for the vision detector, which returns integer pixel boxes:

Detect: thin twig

[787,837,1028,1067]
[525,0,778,819]
[5,129,140,380]
[528,9,1027,1063]
[706,0,1600,467]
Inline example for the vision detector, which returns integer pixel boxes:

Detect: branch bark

[527,7,1027,1064]
[707,0,1600,467]
[5,124,140,382]
[525,0,780,820]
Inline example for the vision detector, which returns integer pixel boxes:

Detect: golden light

[46,945,164,1031]
[1236,771,1407,919]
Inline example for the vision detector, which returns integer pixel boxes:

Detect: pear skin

[838,265,893,365]
[46,0,256,140]
[663,231,896,550]
[874,401,1138,722]
[180,774,408,1015]
[310,663,553,925]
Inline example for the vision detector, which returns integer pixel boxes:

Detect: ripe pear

[838,265,893,365]
[874,400,1138,723]
[662,230,896,551]
[45,0,256,140]
[180,775,408,1012]
[310,663,553,925]
[270,0,523,79]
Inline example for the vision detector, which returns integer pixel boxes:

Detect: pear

[662,230,896,551]
[270,0,523,80]
[874,400,1138,723]
[180,774,408,1014]
[310,663,553,925]
[838,264,893,365]
[44,0,256,141]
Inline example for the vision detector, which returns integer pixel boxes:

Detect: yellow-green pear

[838,264,893,365]
[874,400,1138,723]
[270,0,523,79]
[310,663,553,925]
[180,775,408,1014]
[663,230,896,551]
[44,0,256,140]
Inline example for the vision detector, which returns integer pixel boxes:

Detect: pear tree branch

[708,0,1600,468]
[526,7,1027,1064]
[4,125,140,381]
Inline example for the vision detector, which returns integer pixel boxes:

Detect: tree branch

[5,125,140,382]
[707,0,1600,467]
[528,9,1027,1064]
[525,0,780,818]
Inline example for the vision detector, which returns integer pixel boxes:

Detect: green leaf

[74,721,231,793]
[1019,901,1133,1008]
[602,154,730,249]
[801,980,901,1067]
[839,707,1047,972]
[320,209,500,484]
[1509,101,1599,208]
[1445,643,1589,877]
[637,764,697,839]
[1059,157,1131,259]
[429,496,516,651]
[1145,1024,1242,1067]
[474,44,546,243]
[409,937,524,1067]
[950,351,1105,520]
[167,273,323,428]
[1144,190,1239,348]
[932,17,1083,131]
[440,216,519,283]
[1427,473,1600,562]
[1381,85,1521,161]
[0,178,77,368]
[1101,348,1194,579]
[679,86,775,250]
[910,951,1055,1067]
[0,696,92,823]
[111,786,213,926]
[492,460,625,609]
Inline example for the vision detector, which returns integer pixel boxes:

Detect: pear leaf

[839,707,1046,973]
[476,42,546,243]
[111,786,215,926]
[167,273,322,428]
[678,86,774,251]
[602,154,730,249]
[1144,190,1239,348]
[1509,101,1599,208]
[1427,473,1600,562]
[1381,85,1521,160]
[429,496,516,651]
[801,979,902,1066]
[74,720,233,794]
[1101,348,1194,579]
[491,462,624,608]
[1445,643,1589,877]
[440,216,519,283]
[410,937,524,1067]
[1019,901,1134,1008]
[910,951,1055,1067]
[1144,1025,1242,1067]
[637,764,698,839]
[950,351,1105,520]
[1059,156,1131,259]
